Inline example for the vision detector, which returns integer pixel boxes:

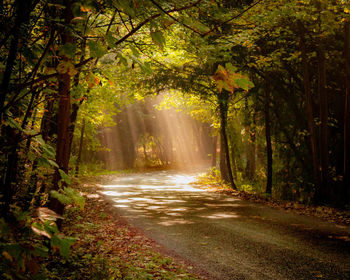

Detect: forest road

[99,170,350,280]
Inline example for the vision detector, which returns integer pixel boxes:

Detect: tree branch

[202,0,264,37]
[114,0,202,46]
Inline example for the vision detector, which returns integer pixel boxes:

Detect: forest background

[0,0,350,278]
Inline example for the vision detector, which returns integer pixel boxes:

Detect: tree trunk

[219,132,229,181]
[75,118,85,175]
[50,0,74,216]
[343,21,350,204]
[0,0,34,120]
[230,139,237,179]
[265,75,273,194]
[299,24,321,196]
[316,48,330,203]
[219,90,236,189]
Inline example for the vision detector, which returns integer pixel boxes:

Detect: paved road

[99,170,350,280]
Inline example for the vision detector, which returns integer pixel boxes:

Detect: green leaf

[88,41,107,58]
[181,17,210,33]
[106,33,116,48]
[116,0,136,17]
[37,157,51,168]
[117,53,128,66]
[51,235,76,258]
[59,43,77,59]
[33,245,49,258]
[236,78,253,91]
[225,62,237,73]
[31,222,51,238]
[42,143,56,159]
[140,61,153,74]
[63,187,85,210]
[151,30,165,50]
[48,159,59,168]
[58,169,71,184]
[129,44,140,57]
[50,190,72,205]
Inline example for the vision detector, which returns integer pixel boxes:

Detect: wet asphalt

[99,170,350,280]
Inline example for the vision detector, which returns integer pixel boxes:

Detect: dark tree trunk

[0,0,34,120]
[230,139,237,179]
[299,24,322,196]
[1,129,20,216]
[316,48,330,203]
[68,38,87,156]
[219,132,230,181]
[218,90,236,189]
[343,21,350,204]
[264,75,273,194]
[0,0,35,216]
[50,0,74,217]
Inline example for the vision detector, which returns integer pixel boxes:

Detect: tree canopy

[1,0,350,277]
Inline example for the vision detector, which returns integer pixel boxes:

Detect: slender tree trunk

[68,38,87,156]
[299,24,321,196]
[219,132,229,181]
[50,0,74,216]
[0,1,35,216]
[75,118,85,175]
[265,75,273,194]
[245,126,256,180]
[316,48,330,203]
[0,0,33,120]
[230,139,237,179]
[343,21,350,204]
[219,90,236,189]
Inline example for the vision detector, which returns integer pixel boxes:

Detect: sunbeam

[99,92,214,170]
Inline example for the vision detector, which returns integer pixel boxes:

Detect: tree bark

[75,118,85,175]
[0,0,34,120]
[230,139,237,179]
[50,0,74,216]
[316,48,330,203]
[343,21,350,204]
[265,75,273,194]
[219,90,236,189]
[219,132,229,181]
[299,24,321,197]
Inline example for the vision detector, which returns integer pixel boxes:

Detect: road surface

[99,170,350,280]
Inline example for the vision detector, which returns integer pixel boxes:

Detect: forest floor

[49,174,202,280]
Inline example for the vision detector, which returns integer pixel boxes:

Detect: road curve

[99,170,350,280]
